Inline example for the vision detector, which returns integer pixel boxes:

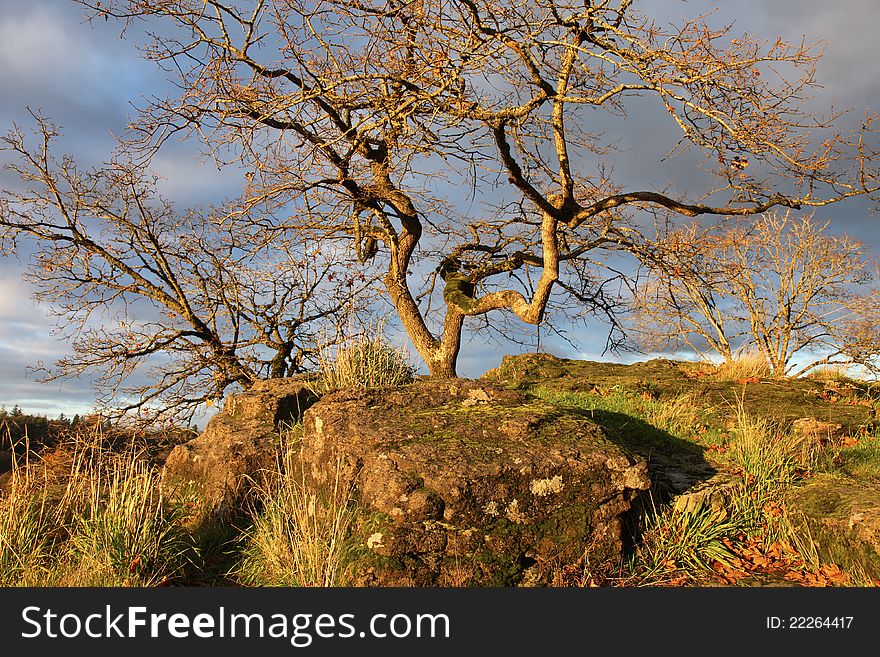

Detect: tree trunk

[424,306,465,378]
[427,357,458,379]
[386,267,467,379]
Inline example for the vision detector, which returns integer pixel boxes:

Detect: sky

[0,0,878,419]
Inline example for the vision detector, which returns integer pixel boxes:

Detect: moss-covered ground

[483,353,880,586]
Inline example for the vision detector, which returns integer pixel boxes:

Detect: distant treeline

[0,405,92,448]
[0,405,198,452]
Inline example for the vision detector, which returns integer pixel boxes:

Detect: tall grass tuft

[61,445,188,586]
[639,392,709,438]
[317,332,414,392]
[804,364,854,382]
[0,426,190,586]
[710,349,773,381]
[236,432,357,586]
[0,454,56,586]
[725,409,800,545]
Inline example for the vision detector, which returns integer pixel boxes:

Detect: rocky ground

[7,353,877,587]
[157,353,880,586]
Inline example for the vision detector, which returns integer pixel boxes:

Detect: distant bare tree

[0,117,371,424]
[630,220,742,362]
[632,212,880,377]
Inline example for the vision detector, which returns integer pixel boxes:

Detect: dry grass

[315,324,414,392]
[0,427,189,586]
[710,349,773,381]
[235,430,357,586]
[0,452,56,585]
[805,364,852,382]
[639,392,709,438]
[58,442,188,586]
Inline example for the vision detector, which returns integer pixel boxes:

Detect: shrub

[317,333,414,391]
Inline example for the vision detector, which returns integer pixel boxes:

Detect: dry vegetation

[4,353,878,588]
[236,431,358,587]
[315,334,415,393]
[0,429,189,586]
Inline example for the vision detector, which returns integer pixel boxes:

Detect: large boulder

[299,380,651,586]
[162,377,318,511]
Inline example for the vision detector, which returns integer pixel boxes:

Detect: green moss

[788,475,880,580]
[442,272,477,313]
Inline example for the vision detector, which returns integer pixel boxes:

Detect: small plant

[316,332,414,392]
[633,502,739,583]
[710,349,773,381]
[236,432,357,587]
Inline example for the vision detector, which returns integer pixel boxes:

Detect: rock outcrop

[299,380,651,586]
[788,474,880,580]
[162,377,318,510]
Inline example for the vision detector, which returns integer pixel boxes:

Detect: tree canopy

[632,211,880,376]
[3,0,880,417]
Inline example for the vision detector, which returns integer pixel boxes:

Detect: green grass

[817,434,880,481]
[531,386,727,451]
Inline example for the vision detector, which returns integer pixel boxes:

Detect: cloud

[0,0,878,418]
[0,0,163,160]
[755,0,880,103]
[0,264,87,415]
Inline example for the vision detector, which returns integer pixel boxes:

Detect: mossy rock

[484,353,876,434]
[162,376,318,511]
[299,380,652,586]
[787,474,880,580]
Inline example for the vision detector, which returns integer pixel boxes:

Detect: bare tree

[630,220,742,361]
[632,212,880,377]
[24,1,880,378]
[0,117,371,424]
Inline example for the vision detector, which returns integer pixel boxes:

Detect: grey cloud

[0,0,877,415]
[0,340,97,417]
[0,1,159,159]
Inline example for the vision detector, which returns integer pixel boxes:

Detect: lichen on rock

[297,380,651,586]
